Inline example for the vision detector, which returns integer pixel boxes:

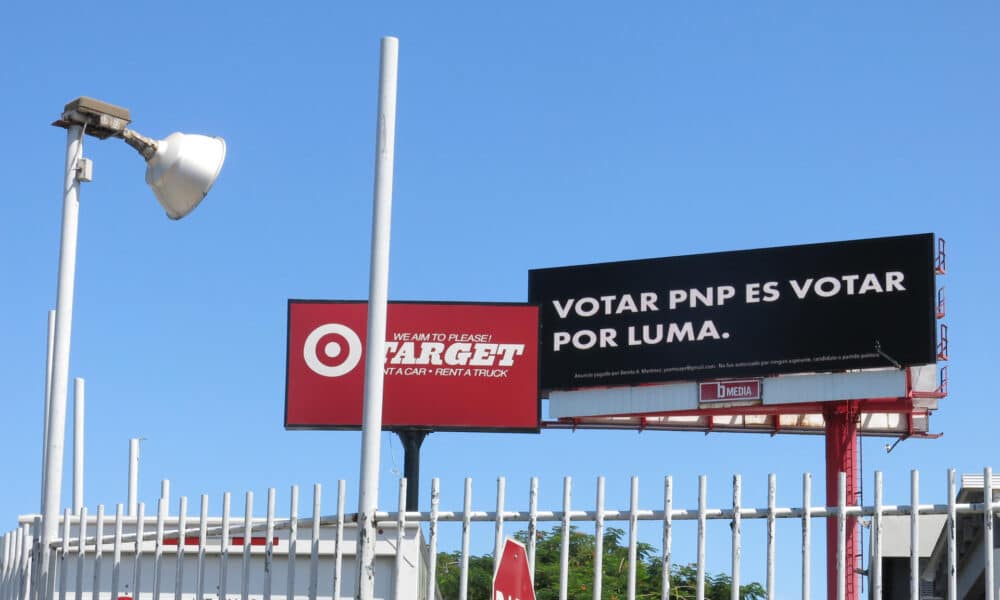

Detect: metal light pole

[72,378,85,514]
[38,122,86,599]
[39,98,226,599]
[39,310,56,513]
[355,36,399,600]
[128,438,141,517]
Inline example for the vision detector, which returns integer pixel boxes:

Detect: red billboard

[285,301,539,431]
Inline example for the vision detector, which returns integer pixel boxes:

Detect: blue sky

[1,2,998,596]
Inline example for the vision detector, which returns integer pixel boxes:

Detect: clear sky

[1,2,998,596]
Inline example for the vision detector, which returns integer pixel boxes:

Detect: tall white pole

[40,124,84,598]
[72,378,85,514]
[355,36,398,600]
[40,309,56,512]
[128,438,140,517]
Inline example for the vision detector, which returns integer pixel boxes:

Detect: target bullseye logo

[303,323,363,377]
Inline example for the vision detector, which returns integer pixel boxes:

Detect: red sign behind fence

[493,538,535,600]
[285,301,539,431]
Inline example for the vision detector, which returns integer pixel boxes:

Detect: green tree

[436,526,765,600]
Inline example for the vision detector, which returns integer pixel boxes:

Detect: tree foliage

[436,526,765,599]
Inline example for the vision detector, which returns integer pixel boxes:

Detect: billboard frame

[528,233,938,393]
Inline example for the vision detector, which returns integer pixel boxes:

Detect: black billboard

[528,234,937,392]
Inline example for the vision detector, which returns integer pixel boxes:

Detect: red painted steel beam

[825,401,859,600]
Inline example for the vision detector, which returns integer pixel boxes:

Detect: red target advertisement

[285,301,540,431]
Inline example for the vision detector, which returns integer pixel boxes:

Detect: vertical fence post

[627,476,638,600]
[7,531,14,599]
[871,472,882,600]
[5,531,12,600]
[32,516,42,600]
[11,529,19,600]
[132,503,145,600]
[767,473,776,600]
[176,497,187,600]
[493,477,506,580]
[802,473,811,600]
[731,475,741,600]
[459,478,472,600]
[241,492,253,600]
[74,507,87,600]
[662,476,672,600]
[94,505,105,600]
[152,498,165,600]
[11,527,20,600]
[14,530,22,600]
[219,493,231,600]
[6,530,13,600]
[2,532,9,600]
[12,529,20,600]
[264,488,275,600]
[127,440,140,519]
[19,525,30,600]
[394,479,407,600]
[593,477,605,600]
[27,524,36,600]
[286,487,297,600]
[425,479,441,600]
[528,477,538,584]
[17,527,26,600]
[946,469,957,600]
[6,531,13,600]
[910,470,920,600]
[985,467,995,600]
[16,527,25,600]
[697,475,706,600]
[334,481,345,600]
[59,508,70,600]
[196,496,208,600]
[26,524,35,600]
[308,486,319,600]
[559,477,571,600]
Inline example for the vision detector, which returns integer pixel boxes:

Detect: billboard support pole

[396,429,429,511]
[824,401,859,600]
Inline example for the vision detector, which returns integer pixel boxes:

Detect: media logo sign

[699,379,762,404]
[285,301,539,431]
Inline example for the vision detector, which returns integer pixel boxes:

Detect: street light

[53,97,227,218]
[38,97,226,598]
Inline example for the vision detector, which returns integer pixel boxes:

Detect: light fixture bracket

[122,129,158,161]
[52,97,132,140]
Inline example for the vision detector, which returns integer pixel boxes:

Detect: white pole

[40,309,56,512]
[128,439,140,517]
[40,124,84,599]
[73,378,84,514]
[355,35,399,600]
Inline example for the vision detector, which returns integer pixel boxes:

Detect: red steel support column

[825,401,859,600]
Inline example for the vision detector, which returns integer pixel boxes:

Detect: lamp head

[54,97,227,220]
[144,132,227,220]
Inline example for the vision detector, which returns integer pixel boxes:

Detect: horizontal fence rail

[2,468,998,600]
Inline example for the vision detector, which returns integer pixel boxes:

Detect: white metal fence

[2,468,998,600]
